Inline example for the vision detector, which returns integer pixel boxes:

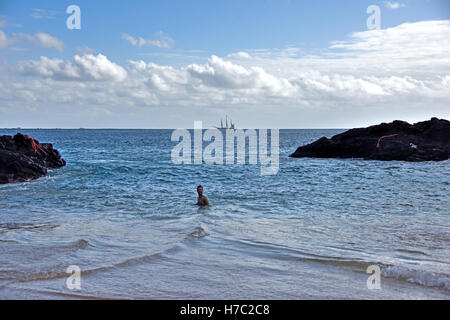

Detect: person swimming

[196,185,210,206]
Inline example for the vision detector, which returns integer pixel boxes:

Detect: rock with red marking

[0,133,66,184]
[290,118,450,162]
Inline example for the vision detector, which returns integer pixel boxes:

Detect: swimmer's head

[197,185,203,195]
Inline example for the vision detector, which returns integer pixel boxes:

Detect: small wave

[21,287,116,300]
[0,265,110,287]
[382,265,450,291]
[114,252,164,268]
[188,227,209,239]
[42,239,89,251]
[222,238,450,292]
[73,239,89,250]
[225,237,373,271]
[0,222,59,234]
[395,248,429,256]
[0,242,182,288]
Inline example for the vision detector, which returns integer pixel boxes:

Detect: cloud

[16,50,448,108]
[121,33,137,46]
[3,20,450,127]
[0,30,64,51]
[121,31,174,48]
[0,15,8,28]
[77,45,95,54]
[0,30,11,49]
[186,55,296,97]
[384,2,406,9]
[0,15,23,28]
[34,32,64,51]
[227,52,251,59]
[30,8,59,19]
[328,20,450,70]
[17,54,128,81]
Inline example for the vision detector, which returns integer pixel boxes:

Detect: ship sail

[216,115,236,129]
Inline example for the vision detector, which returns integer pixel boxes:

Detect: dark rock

[290,118,450,162]
[0,133,66,184]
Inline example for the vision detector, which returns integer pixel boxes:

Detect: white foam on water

[382,265,450,291]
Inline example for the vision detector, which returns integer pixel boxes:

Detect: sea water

[0,129,449,299]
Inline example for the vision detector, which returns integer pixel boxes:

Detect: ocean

[0,129,449,299]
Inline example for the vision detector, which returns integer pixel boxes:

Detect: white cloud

[3,20,450,127]
[227,51,251,59]
[17,54,128,81]
[330,20,449,54]
[15,50,448,108]
[121,31,174,48]
[34,32,64,52]
[0,30,64,51]
[384,2,406,9]
[324,20,450,77]
[30,8,59,19]
[0,30,11,49]
[121,33,137,46]
[0,15,7,28]
[76,45,95,54]
[0,15,22,28]
[186,55,296,97]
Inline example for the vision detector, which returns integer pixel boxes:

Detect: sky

[0,0,449,128]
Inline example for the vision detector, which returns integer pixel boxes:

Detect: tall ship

[216,115,235,129]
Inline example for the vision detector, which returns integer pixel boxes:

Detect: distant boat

[215,115,235,129]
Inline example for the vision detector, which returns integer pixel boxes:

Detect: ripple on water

[0,129,448,298]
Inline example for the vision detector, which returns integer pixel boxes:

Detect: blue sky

[0,0,449,128]
[2,0,449,63]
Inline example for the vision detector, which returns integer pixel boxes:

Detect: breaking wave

[382,265,450,291]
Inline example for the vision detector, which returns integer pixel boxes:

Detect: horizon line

[0,127,350,130]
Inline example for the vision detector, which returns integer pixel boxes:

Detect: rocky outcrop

[0,133,66,184]
[290,118,450,162]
